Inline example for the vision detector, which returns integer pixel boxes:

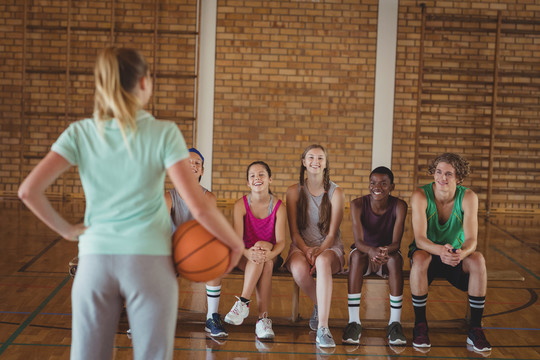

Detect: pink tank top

[243,195,282,249]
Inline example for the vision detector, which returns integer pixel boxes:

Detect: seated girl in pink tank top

[223,161,287,340]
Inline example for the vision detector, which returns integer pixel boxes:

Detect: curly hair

[428,153,471,185]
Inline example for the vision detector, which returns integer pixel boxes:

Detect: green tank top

[408,182,466,256]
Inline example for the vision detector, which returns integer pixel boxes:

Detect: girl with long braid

[284,144,345,348]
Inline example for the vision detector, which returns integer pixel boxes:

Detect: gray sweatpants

[71,255,179,360]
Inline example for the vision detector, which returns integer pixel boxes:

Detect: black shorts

[410,251,470,291]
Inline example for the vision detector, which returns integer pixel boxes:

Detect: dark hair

[297,144,331,235]
[428,153,471,185]
[370,166,394,184]
[246,161,273,194]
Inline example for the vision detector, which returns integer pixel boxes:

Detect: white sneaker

[224,297,249,325]
[316,327,336,348]
[255,313,275,339]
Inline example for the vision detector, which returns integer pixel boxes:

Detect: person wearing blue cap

[165,148,228,338]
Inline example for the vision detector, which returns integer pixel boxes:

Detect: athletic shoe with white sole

[205,313,228,337]
[255,314,275,340]
[467,327,492,352]
[316,327,336,348]
[412,322,431,348]
[342,322,361,344]
[387,321,406,345]
[224,297,249,325]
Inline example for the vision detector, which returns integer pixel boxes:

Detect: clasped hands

[440,243,462,267]
[304,246,325,275]
[368,246,389,265]
[246,244,269,264]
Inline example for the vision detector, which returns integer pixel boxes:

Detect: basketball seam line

[177,253,229,274]
[175,237,218,266]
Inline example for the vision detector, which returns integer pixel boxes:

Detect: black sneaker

[387,321,406,345]
[412,322,431,348]
[467,327,492,352]
[342,322,362,344]
[205,313,228,337]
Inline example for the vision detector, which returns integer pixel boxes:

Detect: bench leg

[291,282,300,322]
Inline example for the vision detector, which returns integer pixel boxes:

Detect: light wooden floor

[0,198,539,359]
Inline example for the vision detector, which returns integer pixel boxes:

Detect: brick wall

[1,0,538,212]
[1,0,198,198]
[212,0,378,202]
[0,1,24,195]
[393,0,540,212]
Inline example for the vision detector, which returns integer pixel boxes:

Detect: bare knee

[411,250,431,272]
[289,256,311,279]
[315,251,333,271]
[463,252,486,274]
[253,241,273,252]
[350,250,368,265]
[349,250,361,264]
[349,250,368,274]
[206,278,222,286]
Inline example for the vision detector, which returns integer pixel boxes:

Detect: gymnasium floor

[0,199,538,359]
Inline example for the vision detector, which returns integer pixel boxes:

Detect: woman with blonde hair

[18,47,243,360]
[285,144,345,348]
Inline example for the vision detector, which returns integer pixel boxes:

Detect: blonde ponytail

[93,47,148,148]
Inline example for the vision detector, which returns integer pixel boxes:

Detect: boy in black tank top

[343,167,408,348]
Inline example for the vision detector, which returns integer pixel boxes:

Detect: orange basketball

[172,219,230,282]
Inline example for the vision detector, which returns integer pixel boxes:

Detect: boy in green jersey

[409,153,491,353]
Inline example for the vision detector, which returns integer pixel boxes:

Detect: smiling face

[302,147,327,175]
[428,153,470,185]
[433,161,457,191]
[369,172,394,201]
[247,163,271,193]
[188,151,204,181]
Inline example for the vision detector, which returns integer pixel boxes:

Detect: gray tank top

[300,181,343,251]
[170,186,208,232]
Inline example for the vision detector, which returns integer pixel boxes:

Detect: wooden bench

[227,267,524,329]
[70,257,524,329]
